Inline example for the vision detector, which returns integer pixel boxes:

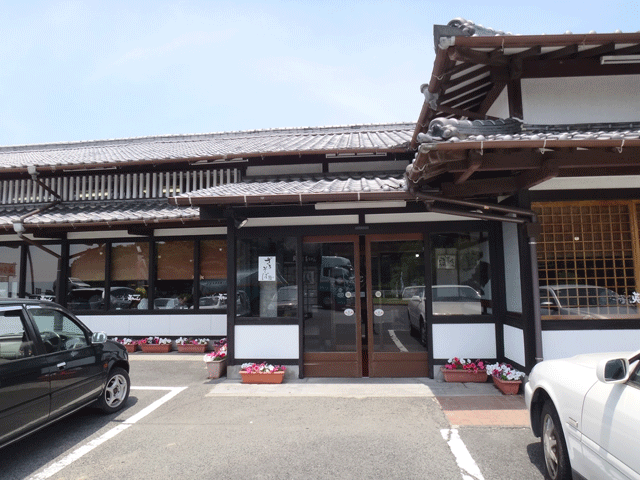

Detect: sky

[0,0,638,146]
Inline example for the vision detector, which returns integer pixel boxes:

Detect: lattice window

[533,201,638,298]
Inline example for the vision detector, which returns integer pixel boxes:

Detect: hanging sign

[259,256,276,281]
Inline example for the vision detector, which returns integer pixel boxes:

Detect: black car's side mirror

[91,331,107,344]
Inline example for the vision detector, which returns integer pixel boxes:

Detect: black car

[0,299,130,448]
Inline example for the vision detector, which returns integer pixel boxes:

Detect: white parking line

[441,428,485,480]
[388,329,409,352]
[28,386,187,480]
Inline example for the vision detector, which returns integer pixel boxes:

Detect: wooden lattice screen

[532,201,640,298]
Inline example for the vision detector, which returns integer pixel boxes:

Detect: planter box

[177,344,207,353]
[240,371,285,384]
[124,344,137,353]
[492,376,522,395]
[205,359,227,379]
[441,367,488,383]
[140,344,172,353]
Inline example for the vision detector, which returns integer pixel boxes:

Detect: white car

[407,285,482,344]
[525,350,640,480]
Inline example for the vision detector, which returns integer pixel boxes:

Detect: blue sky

[0,0,638,146]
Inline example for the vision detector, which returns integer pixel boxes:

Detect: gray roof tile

[0,200,198,228]
[0,123,414,171]
[178,175,406,200]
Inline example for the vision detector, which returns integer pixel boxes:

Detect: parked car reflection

[540,284,639,318]
[407,285,482,345]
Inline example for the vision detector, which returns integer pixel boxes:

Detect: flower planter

[240,371,285,384]
[492,376,522,395]
[441,367,488,383]
[140,344,172,353]
[177,344,207,353]
[124,344,137,353]
[205,359,227,379]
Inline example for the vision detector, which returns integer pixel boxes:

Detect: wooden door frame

[365,233,429,377]
[302,235,362,377]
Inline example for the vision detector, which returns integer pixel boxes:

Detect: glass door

[366,234,428,377]
[302,236,361,377]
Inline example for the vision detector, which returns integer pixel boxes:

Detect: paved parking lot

[3,355,545,480]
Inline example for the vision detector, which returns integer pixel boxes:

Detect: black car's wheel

[97,367,130,414]
[541,400,571,480]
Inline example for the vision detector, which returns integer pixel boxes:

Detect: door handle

[57,362,66,370]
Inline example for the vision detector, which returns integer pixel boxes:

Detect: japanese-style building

[2,19,640,378]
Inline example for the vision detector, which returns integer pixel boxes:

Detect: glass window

[534,201,640,320]
[236,237,296,317]
[0,245,20,299]
[199,240,228,311]
[67,243,106,312]
[28,308,89,353]
[0,308,34,360]
[430,232,490,315]
[303,241,357,352]
[25,245,61,302]
[110,242,149,310]
[155,240,194,309]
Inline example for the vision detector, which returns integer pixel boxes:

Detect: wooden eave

[408,139,640,198]
[411,32,640,148]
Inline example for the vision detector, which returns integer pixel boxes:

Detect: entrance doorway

[302,235,428,377]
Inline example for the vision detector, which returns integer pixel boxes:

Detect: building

[2,19,639,378]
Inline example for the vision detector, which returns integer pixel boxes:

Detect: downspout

[528,219,544,364]
[12,166,62,259]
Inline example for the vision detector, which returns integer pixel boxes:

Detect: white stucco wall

[78,313,227,338]
[542,329,640,359]
[522,75,640,124]
[503,222,522,313]
[234,324,299,359]
[432,323,496,359]
[504,324,525,365]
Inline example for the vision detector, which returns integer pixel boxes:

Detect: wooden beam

[441,177,518,197]
[522,58,640,77]
[449,47,508,66]
[454,155,483,184]
[507,78,523,119]
[515,161,560,190]
[477,80,507,115]
[538,44,579,61]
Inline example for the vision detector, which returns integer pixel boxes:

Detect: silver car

[540,284,638,319]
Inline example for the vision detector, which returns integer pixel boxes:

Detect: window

[67,243,106,312]
[155,240,194,309]
[110,242,149,310]
[0,308,34,360]
[0,246,20,299]
[25,245,61,302]
[236,237,296,317]
[28,308,89,353]
[430,232,490,315]
[199,240,228,311]
[534,201,640,320]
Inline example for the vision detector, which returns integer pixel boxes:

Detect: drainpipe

[527,219,544,364]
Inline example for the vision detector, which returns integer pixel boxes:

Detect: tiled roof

[170,175,409,206]
[416,119,640,144]
[406,119,640,197]
[0,123,414,172]
[0,199,199,229]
